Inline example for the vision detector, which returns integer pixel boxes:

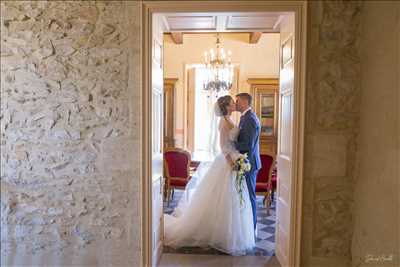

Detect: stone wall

[302,2,363,266]
[0,1,141,266]
[352,2,400,267]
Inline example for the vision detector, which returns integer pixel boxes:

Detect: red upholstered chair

[256,154,276,215]
[164,148,192,205]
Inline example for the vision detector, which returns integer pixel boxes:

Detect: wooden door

[151,14,165,266]
[163,78,177,150]
[276,14,295,267]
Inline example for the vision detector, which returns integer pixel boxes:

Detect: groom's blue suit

[235,109,261,230]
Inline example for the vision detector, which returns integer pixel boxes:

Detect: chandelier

[203,34,234,96]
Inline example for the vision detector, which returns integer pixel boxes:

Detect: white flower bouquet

[233,153,251,207]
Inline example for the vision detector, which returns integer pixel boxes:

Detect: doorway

[164,32,279,258]
[141,2,307,267]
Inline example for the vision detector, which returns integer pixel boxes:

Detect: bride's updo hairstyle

[216,95,233,116]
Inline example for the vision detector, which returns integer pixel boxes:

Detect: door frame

[141,1,307,266]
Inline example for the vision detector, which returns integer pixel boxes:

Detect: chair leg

[265,193,271,216]
[167,189,172,207]
[163,183,168,201]
[165,183,170,202]
[171,188,175,200]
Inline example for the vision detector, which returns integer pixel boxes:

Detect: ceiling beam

[249,32,262,44]
[170,32,183,44]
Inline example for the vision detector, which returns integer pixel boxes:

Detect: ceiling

[161,12,287,33]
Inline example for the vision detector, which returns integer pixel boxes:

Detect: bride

[164,95,255,256]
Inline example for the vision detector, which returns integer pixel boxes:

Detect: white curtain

[194,67,228,161]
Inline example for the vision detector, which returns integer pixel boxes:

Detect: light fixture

[203,34,233,96]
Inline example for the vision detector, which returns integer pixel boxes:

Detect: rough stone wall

[302,1,363,266]
[0,1,141,266]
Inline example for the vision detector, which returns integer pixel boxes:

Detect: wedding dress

[164,117,255,256]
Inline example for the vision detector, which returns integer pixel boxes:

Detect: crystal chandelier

[203,34,233,96]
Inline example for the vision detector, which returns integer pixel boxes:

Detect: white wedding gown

[164,118,255,256]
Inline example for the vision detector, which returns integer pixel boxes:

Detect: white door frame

[141,1,307,266]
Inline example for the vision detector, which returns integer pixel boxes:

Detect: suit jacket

[236,110,261,171]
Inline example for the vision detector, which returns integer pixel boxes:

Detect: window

[193,67,228,161]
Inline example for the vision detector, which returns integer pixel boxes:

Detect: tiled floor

[164,190,276,256]
[159,253,281,267]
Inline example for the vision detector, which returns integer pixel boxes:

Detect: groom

[235,93,261,231]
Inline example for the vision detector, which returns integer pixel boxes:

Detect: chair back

[164,148,191,179]
[256,154,275,183]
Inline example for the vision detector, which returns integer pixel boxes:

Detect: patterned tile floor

[163,190,276,256]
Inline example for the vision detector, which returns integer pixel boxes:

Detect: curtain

[186,65,239,161]
[186,67,196,151]
[194,67,224,160]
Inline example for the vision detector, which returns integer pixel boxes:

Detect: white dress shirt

[241,107,252,117]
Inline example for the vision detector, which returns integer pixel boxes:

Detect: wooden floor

[159,253,282,267]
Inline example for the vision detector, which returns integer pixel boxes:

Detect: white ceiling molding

[273,15,284,31]
[166,16,216,31]
[162,12,286,33]
[161,15,170,32]
[216,15,227,31]
[226,14,280,31]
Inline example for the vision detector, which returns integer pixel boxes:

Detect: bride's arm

[219,120,235,167]
[225,154,235,168]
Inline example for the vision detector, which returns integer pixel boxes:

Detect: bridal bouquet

[233,153,251,207]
